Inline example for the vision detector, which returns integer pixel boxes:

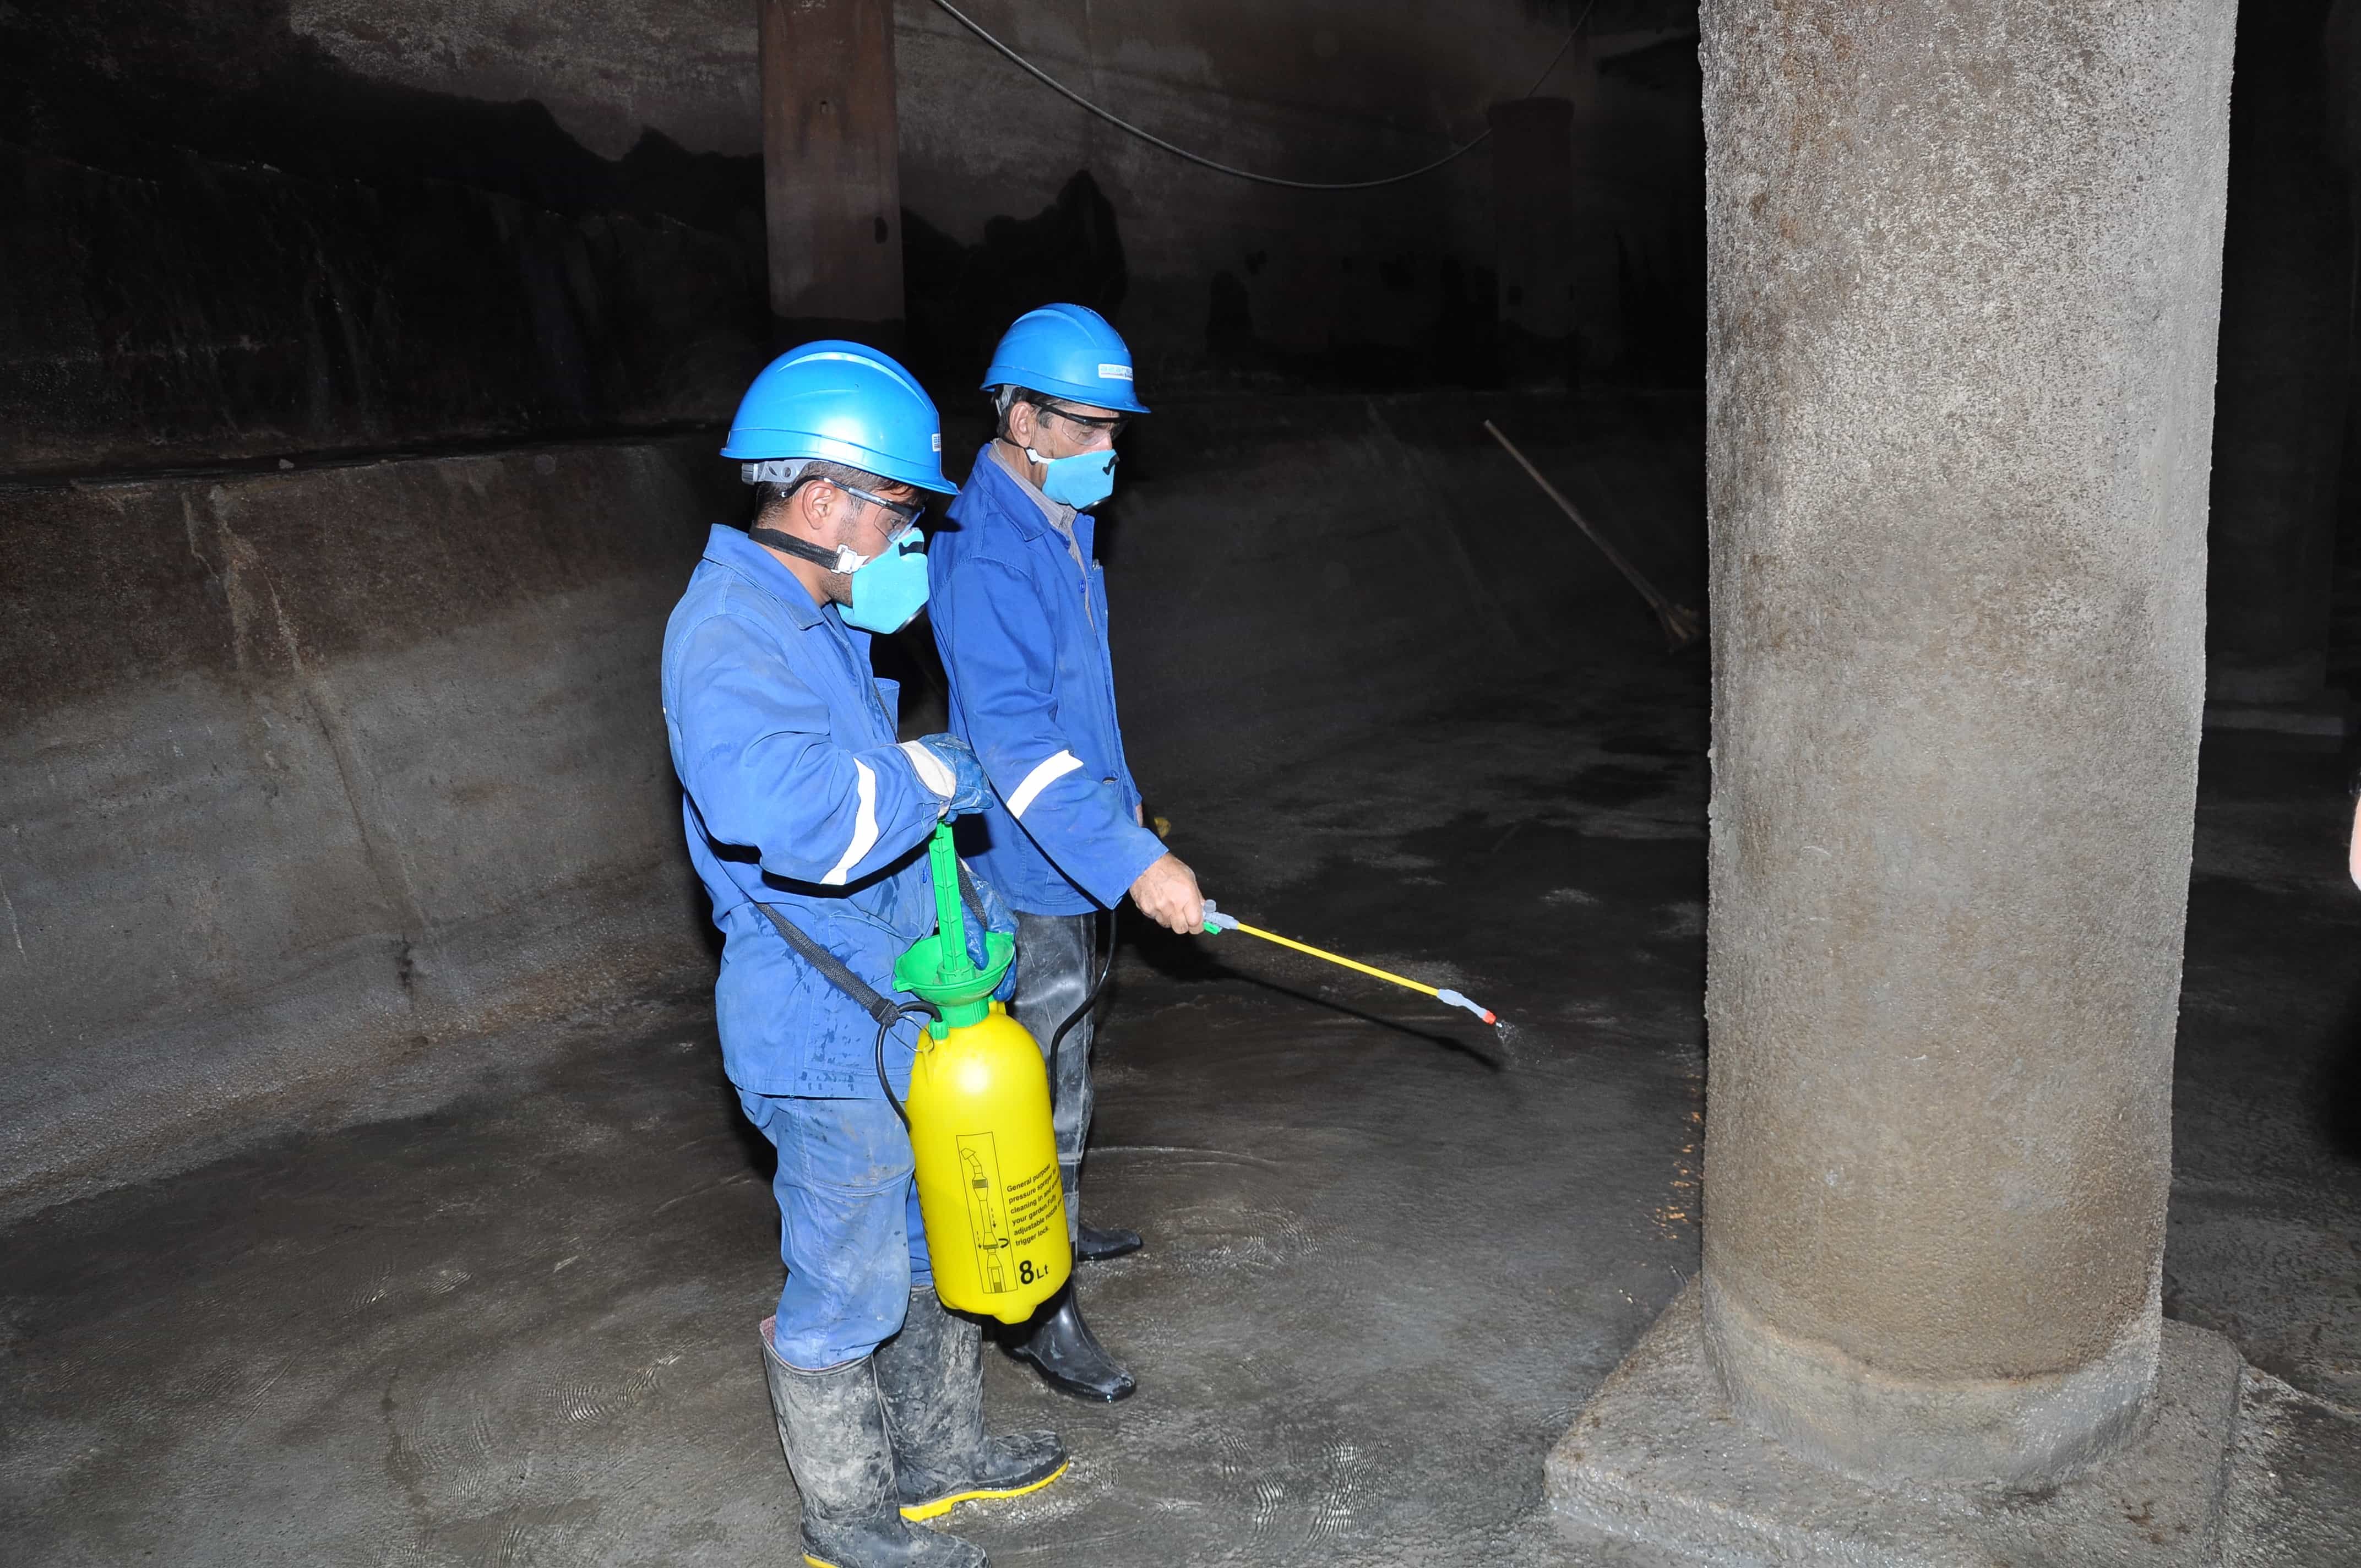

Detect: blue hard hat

[721,340,954,494]
[979,303,1149,415]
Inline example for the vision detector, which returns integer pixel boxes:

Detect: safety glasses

[1031,401,1130,442]
[807,478,928,542]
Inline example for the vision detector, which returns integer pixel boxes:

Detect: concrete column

[1698,0,2235,1487]
[1488,97,1577,386]
[758,0,904,341]
[2207,0,2352,707]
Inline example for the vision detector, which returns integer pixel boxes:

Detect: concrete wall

[1097,393,1706,787]
[0,2,775,476]
[0,0,1705,475]
[281,0,1706,378]
[0,440,733,1208]
[0,394,1696,1210]
[887,0,1704,388]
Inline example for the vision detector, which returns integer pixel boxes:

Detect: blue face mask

[841,527,931,634]
[1027,447,1118,509]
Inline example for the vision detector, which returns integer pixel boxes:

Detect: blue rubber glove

[898,734,992,817]
[955,862,1021,1002]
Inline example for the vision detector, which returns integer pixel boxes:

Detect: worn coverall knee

[738,1089,931,1369]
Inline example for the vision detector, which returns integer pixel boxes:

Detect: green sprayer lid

[892,823,1015,1037]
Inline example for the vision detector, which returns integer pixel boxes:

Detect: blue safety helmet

[979,303,1149,415]
[721,340,954,494]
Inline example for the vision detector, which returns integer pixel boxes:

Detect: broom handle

[1483,420,1674,614]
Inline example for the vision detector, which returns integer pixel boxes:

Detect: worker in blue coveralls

[928,304,1207,1403]
[662,341,1066,1568]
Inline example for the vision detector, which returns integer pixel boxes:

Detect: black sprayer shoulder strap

[754,863,990,1026]
[753,904,902,1027]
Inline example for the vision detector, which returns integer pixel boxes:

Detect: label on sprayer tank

[955,1133,1059,1292]
[906,1005,1071,1321]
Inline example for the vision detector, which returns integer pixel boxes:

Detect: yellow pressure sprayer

[887,825,1070,1322]
[1199,901,1501,1026]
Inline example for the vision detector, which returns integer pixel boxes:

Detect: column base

[1546,1281,2244,1566]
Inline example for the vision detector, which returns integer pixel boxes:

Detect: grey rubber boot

[875,1286,1068,1521]
[759,1317,986,1568]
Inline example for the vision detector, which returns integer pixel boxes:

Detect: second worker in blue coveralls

[927,304,1208,1403]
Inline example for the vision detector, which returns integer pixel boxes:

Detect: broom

[1483,419,1705,653]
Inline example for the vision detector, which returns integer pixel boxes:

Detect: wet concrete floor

[4,646,2359,1564]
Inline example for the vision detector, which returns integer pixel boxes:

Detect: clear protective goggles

[823,479,927,544]
[1027,399,1130,442]
[742,460,927,544]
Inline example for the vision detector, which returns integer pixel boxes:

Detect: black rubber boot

[875,1286,1069,1521]
[1010,1287,1136,1403]
[759,1318,986,1568]
[1074,1221,1143,1262]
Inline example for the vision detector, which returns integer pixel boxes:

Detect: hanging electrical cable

[923,0,1599,191]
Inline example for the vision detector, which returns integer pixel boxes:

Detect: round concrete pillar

[2208,0,2352,706]
[1698,0,2236,1487]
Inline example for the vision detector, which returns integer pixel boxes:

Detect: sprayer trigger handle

[1200,900,1238,935]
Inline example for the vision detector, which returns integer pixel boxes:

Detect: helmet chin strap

[750,526,869,575]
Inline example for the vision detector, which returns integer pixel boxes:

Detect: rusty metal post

[1487,96,1577,388]
[758,0,904,344]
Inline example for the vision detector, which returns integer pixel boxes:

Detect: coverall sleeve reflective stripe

[1006,750,1085,818]
[820,760,880,885]
[671,612,939,888]
[932,557,1167,907]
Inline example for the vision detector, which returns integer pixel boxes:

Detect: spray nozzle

[1434,988,1500,1026]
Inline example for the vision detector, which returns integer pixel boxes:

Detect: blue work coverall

[661,523,960,1369]
[926,450,1169,913]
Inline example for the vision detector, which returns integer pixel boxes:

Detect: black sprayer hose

[875,911,1111,1129]
[1049,908,1118,1065]
[875,1001,941,1129]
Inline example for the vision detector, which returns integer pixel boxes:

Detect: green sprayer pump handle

[927,823,974,981]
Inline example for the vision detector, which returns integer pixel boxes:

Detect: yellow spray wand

[1199,902,1500,1026]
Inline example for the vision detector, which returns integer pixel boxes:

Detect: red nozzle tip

[1481,1010,1498,1025]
